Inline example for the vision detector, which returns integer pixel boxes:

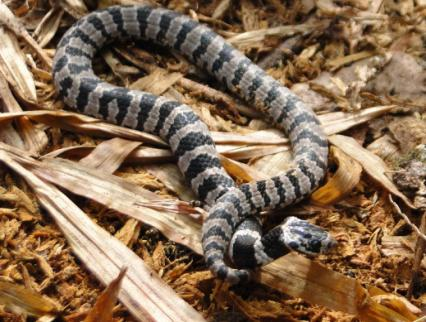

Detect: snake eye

[309,239,321,253]
[288,241,299,251]
[303,232,312,239]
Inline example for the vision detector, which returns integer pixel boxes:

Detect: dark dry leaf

[83,269,127,322]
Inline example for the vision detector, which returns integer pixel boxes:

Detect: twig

[178,77,259,120]
[114,47,261,119]
[227,22,324,47]
[212,0,231,19]
[389,195,426,241]
[407,211,426,298]
[258,35,301,69]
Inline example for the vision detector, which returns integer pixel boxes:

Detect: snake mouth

[315,234,337,256]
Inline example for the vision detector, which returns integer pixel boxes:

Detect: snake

[53,5,336,284]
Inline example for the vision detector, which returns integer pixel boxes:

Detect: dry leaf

[0,281,60,317]
[143,163,197,201]
[79,137,142,173]
[83,269,127,322]
[130,68,183,96]
[329,135,415,208]
[0,27,37,102]
[33,7,64,48]
[0,74,48,153]
[228,22,323,47]
[259,253,420,321]
[312,146,362,205]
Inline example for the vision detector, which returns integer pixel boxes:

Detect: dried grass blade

[0,145,205,322]
[0,2,52,67]
[33,7,64,48]
[0,281,60,317]
[79,137,142,173]
[143,163,197,201]
[0,75,48,153]
[0,27,37,102]
[43,145,174,165]
[321,105,396,135]
[59,0,89,18]
[228,23,320,47]
[212,105,396,145]
[218,144,290,160]
[258,253,363,314]
[329,135,415,208]
[0,110,167,147]
[211,130,288,145]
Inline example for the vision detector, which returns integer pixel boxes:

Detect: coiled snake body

[53,5,335,284]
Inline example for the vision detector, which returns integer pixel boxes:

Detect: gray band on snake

[53,5,336,284]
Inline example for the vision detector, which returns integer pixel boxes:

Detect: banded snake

[53,5,336,284]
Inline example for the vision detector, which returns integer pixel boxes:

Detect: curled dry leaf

[219,155,269,182]
[329,135,415,208]
[312,146,362,205]
[33,7,64,48]
[0,281,60,317]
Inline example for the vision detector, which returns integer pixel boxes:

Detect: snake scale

[53,5,336,284]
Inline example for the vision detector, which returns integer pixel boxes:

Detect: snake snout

[316,233,337,255]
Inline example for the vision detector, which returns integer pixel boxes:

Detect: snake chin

[281,216,337,256]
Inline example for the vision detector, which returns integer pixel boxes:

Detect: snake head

[281,216,336,256]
